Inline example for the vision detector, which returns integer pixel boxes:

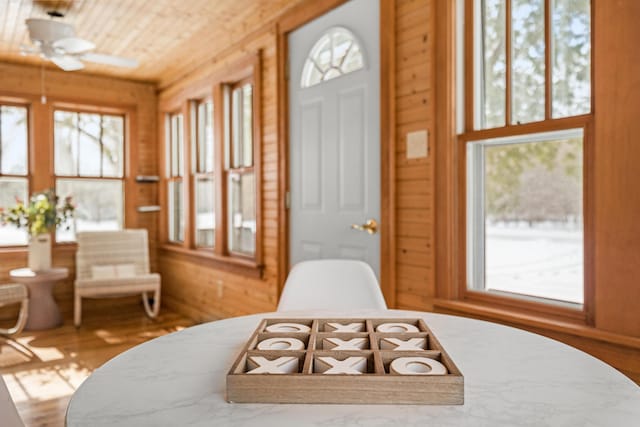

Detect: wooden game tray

[226,318,464,405]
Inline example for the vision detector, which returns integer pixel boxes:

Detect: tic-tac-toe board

[226,318,464,405]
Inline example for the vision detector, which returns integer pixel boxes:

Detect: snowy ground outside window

[485,223,583,304]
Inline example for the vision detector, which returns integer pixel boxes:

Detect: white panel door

[289,0,380,277]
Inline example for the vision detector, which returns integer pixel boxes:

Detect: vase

[28,233,52,271]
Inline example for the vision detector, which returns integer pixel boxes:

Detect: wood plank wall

[157,30,280,322]
[0,62,157,322]
[393,0,436,311]
[592,0,640,339]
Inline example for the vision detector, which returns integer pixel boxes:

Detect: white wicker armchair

[0,283,28,335]
[74,229,161,327]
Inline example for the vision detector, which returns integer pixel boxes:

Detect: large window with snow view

[463,0,590,305]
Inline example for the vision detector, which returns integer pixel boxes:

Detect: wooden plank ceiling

[0,0,305,87]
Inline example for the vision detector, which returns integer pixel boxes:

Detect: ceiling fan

[21,11,138,71]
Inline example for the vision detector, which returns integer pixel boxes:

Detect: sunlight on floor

[3,363,90,403]
[16,336,66,362]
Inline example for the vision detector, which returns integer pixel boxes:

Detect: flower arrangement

[0,189,75,236]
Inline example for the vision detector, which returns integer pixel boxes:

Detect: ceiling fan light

[26,18,75,43]
[53,37,95,54]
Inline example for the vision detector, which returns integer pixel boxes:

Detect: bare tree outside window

[54,110,125,241]
[0,105,29,246]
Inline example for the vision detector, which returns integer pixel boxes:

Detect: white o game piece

[247,356,299,374]
[257,337,305,351]
[265,322,311,333]
[389,357,447,375]
[325,322,365,332]
[323,337,368,350]
[376,322,420,333]
[315,356,367,375]
[380,337,426,351]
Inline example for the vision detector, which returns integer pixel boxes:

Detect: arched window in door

[300,27,365,88]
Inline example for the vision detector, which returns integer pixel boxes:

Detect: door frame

[276,0,396,306]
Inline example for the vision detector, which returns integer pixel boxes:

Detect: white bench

[74,230,161,326]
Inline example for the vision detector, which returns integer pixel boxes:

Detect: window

[300,27,365,88]
[161,53,262,272]
[166,113,184,243]
[464,0,591,306]
[225,81,256,256]
[54,110,125,242]
[0,105,29,246]
[466,129,584,303]
[193,100,215,248]
[474,0,590,128]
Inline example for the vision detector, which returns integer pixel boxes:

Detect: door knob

[351,219,378,235]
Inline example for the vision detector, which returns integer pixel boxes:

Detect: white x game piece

[380,337,426,351]
[315,356,367,375]
[323,337,368,350]
[246,356,299,374]
[325,322,365,332]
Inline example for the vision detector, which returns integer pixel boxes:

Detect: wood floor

[0,300,197,427]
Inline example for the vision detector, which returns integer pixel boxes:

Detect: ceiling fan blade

[51,55,85,71]
[81,52,138,68]
[52,37,95,54]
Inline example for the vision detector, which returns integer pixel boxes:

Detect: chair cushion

[76,273,160,289]
[91,264,137,279]
[115,264,136,277]
[91,265,116,279]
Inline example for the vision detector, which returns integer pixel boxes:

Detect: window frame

[0,100,31,248]
[165,110,185,243]
[224,77,257,259]
[459,0,594,324]
[52,105,128,243]
[159,52,263,278]
[192,98,216,249]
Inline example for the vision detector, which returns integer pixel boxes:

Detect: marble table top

[66,310,640,426]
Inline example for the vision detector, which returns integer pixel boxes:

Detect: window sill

[433,298,640,350]
[0,245,28,255]
[0,242,78,254]
[462,288,586,323]
[159,244,263,279]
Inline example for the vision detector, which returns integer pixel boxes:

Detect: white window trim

[466,127,584,308]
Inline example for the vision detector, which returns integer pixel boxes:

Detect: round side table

[9,267,68,330]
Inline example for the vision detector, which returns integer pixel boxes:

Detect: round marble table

[9,267,68,330]
[66,310,640,426]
